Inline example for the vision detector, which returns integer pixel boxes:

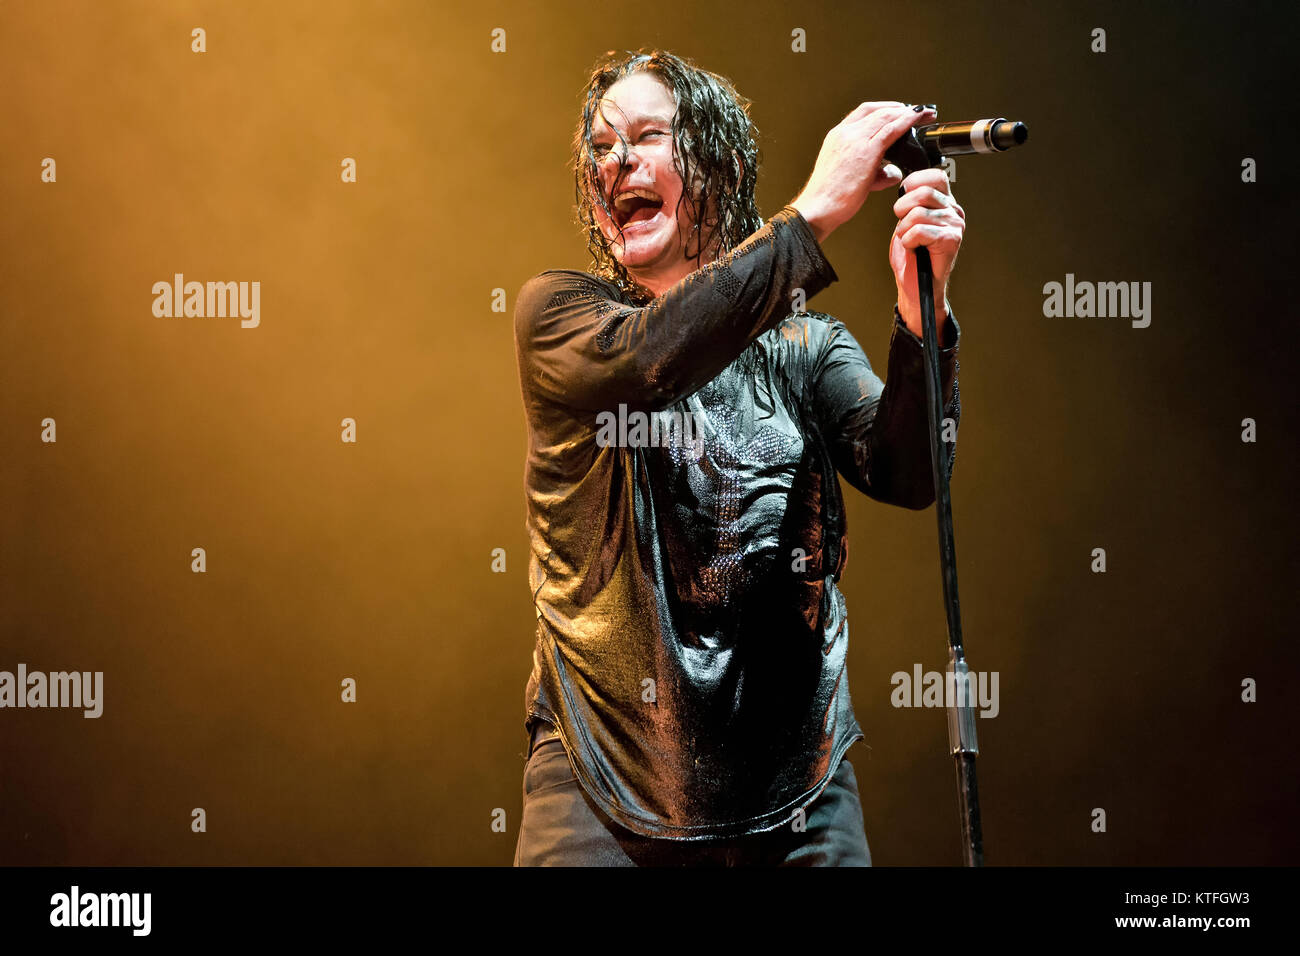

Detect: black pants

[513,734,872,866]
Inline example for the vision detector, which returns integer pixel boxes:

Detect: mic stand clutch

[883,114,1027,866]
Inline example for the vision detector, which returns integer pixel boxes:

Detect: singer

[511,48,964,866]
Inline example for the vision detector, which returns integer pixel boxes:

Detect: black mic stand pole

[884,123,990,867]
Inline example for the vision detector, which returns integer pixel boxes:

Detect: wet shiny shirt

[513,206,961,840]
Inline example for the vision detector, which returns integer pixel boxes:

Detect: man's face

[588,72,700,275]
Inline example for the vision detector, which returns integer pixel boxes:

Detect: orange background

[1,0,1295,864]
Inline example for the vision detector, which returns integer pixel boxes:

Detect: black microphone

[885,110,1029,176]
[920,118,1028,157]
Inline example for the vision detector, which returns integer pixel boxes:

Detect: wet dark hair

[572,49,762,304]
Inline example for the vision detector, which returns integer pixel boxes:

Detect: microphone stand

[886,128,985,867]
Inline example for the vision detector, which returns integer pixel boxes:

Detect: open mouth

[612,187,665,229]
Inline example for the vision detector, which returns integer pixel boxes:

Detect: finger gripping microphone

[886,113,1029,176]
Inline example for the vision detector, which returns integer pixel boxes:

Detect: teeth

[613,187,662,213]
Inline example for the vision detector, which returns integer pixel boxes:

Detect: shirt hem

[542,721,867,842]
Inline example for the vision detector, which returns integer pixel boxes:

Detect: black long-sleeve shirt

[513,205,960,840]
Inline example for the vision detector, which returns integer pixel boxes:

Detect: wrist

[789,195,835,245]
[897,292,950,336]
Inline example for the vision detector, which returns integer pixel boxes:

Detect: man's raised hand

[791,102,938,244]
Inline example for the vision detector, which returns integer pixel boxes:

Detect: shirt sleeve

[810,307,962,510]
[514,206,839,413]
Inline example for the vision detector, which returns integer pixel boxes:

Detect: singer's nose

[606,141,640,169]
